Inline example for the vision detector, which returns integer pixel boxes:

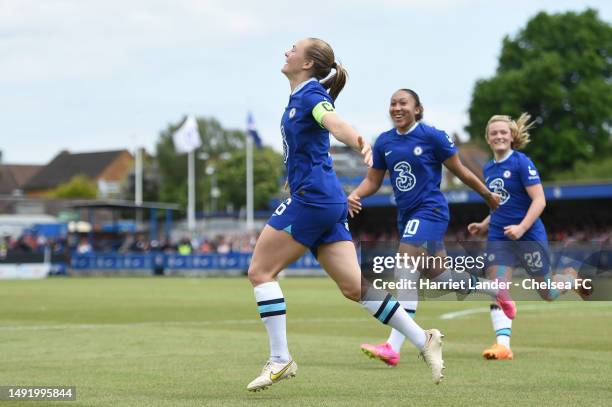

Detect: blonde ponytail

[485,112,535,150]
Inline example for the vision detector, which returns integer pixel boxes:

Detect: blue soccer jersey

[372,122,458,221]
[483,150,545,235]
[280,78,346,204]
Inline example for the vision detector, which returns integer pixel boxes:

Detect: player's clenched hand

[485,191,501,211]
[357,136,373,167]
[348,192,362,218]
[503,224,525,240]
[467,222,487,237]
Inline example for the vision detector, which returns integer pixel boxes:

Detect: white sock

[387,302,417,352]
[490,303,512,348]
[431,269,499,297]
[386,308,426,350]
[254,282,291,363]
[361,290,426,350]
[387,329,405,353]
[387,266,420,352]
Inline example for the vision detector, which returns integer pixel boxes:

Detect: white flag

[172,115,202,154]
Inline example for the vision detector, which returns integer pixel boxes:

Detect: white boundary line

[0,317,371,332]
[440,302,612,320]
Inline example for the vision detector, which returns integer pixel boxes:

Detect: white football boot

[420,329,445,384]
[247,359,298,392]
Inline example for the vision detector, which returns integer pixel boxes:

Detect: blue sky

[1,0,610,164]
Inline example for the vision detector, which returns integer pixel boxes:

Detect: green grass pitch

[0,277,611,406]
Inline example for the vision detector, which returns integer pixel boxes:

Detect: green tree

[156,116,282,213]
[465,9,612,179]
[156,117,244,211]
[50,174,97,199]
[552,156,612,181]
[216,147,283,210]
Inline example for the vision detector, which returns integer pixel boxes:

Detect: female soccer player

[246,39,445,392]
[468,113,591,360]
[348,89,511,367]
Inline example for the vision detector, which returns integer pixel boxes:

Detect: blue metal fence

[71,252,321,270]
[69,246,610,272]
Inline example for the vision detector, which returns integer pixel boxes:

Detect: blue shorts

[486,227,550,276]
[267,197,352,257]
[397,209,448,254]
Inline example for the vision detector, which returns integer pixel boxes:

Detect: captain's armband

[312,101,336,127]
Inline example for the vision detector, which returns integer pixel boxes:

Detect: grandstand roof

[360,181,612,207]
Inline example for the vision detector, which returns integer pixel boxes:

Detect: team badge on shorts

[503,170,511,178]
[414,146,423,156]
[289,108,296,118]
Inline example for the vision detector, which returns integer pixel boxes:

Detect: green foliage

[466,9,612,180]
[156,116,245,211]
[552,156,612,181]
[50,174,97,199]
[156,116,282,212]
[216,147,283,210]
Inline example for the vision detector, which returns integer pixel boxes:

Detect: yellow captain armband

[312,100,336,127]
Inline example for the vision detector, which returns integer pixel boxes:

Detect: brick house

[23,150,134,198]
[0,164,43,196]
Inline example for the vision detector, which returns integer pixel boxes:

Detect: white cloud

[422,106,471,141]
[0,0,271,84]
[337,0,487,12]
[1,0,610,164]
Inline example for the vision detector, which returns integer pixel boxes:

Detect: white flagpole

[135,147,143,207]
[187,149,196,232]
[246,135,254,230]
[172,115,201,233]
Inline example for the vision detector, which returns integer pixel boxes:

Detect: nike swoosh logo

[385,151,392,156]
[270,361,292,381]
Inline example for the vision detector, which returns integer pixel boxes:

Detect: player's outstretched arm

[348,168,386,218]
[443,154,500,210]
[321,113,372,167]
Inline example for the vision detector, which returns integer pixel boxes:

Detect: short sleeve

[482,163,492,185]
[518,154,541,186]
[432,129,458,163]
[372,135,387,170]
[302,90,335,127]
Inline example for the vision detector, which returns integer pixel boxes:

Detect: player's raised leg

[360,261,420,367]
[317,240,445,384]
[423,245,516,320]
[517,240,591,302]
